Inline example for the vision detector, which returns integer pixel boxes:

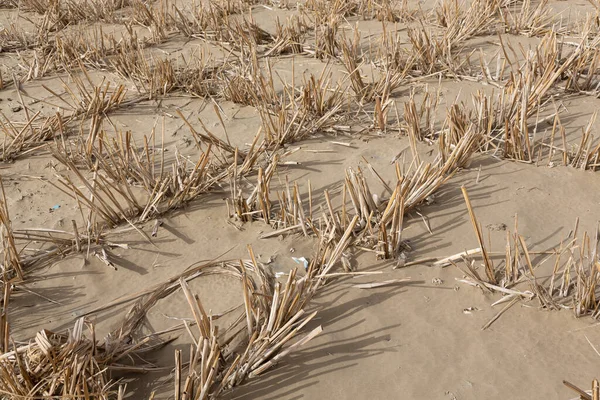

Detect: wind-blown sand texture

[1,0,600,398]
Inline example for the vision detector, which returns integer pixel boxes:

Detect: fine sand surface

[1,0,600,399]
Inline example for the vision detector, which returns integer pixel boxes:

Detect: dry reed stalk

[563,379,593,400]
[461,186,496,284]
[0,179,23,283]
[568,112,600,170]
[0,282,9,354]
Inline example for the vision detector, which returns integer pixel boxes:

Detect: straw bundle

[0,317,165,399]
[86,247,335,399]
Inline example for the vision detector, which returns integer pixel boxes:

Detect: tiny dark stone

[11,105,22,112]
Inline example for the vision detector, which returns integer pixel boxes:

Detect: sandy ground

[2,0,600,398]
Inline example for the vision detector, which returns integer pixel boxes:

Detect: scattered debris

[486,223,507,231]
[292,256,309,270]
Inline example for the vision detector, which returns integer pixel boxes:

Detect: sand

[1,0,600,398]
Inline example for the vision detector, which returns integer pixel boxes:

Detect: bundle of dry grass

[399,88,441,142]
[0,179,22,283]
[0,175,117,289]
[0,316,166,399]
[0,110,63,161]
[48,103,261,232]
[434,0,500,44]
[21,0,132,27]
[228,153,279,224]
[168,0,250,42]
[499,0,556,37]
[245,64,350,148]
[266,16,309,56]
[340,33,406,103]
[57,72,129,119]
[405,26,461,76]
[455,190,600,321]
[51,138,224,228]
[173,269,320,398]
[240,123,481,259]
[85,243,341,399]
[54,26,156,73]
[0,23,43,53]
[467,31,597,161]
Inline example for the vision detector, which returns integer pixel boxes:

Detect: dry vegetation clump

[499,0,557,37]
[455,193,600,320]
[0,111,63,161]
[83,242,362,399]
[266,16,310,56]
[0,316,167,398]
[230,123,480,260]
[51,134,233,229]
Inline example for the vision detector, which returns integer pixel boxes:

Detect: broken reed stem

[461,186,496,284]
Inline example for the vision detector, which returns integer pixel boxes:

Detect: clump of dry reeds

[0,316,166,399]
[228,154,279,224]
[173,267,320,397]
[51,137,225,229]
[499,0,557,37]
[398,87,441,142]
[266,16,309,56]
[85,244,340,399]
[340,32,406,103]
[21,0,132,27]
[0,111,63,161]
[0,23,43,53]
[466,31,599,162]
[233,121,481,260]
[434,0,500,44]
[0,179,22,283]
[455,191,600,321]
